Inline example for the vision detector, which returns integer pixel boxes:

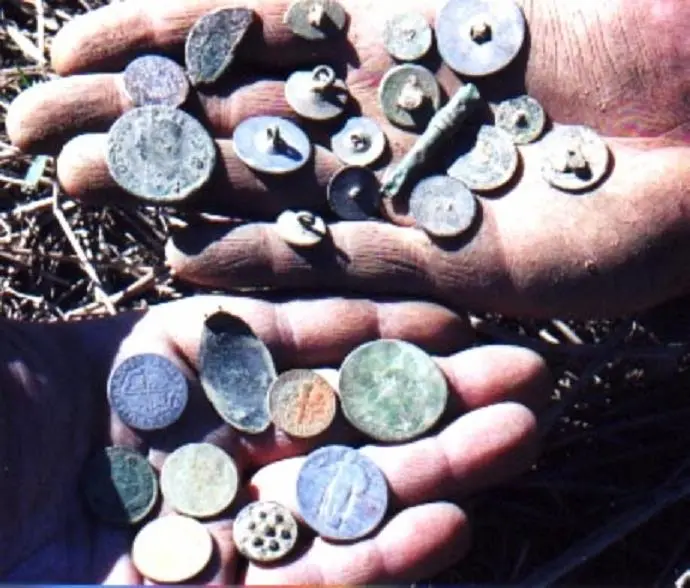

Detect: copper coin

[122,55,189,108]
[494,94,546,144]
[233,501,299,563]
[284,0,347,40]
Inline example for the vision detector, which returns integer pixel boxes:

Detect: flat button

[494,94,546,144]
[285,65,349,121]
[233,501,299,562]
[382,12,433,62]
[327,165,381,220]
[276,210,328,246]
[378,63,441,129]
[409,175,478,238]
[284,0,348,40]
[331,117,387,167]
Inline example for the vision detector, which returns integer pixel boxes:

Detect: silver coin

[285,65,349,121]
[106,105,216,203]
[409,175,477,238]
[494,94,546,144]
[283,0,348,40]
[447,124,519,191]
[185,7,254,86]
[122,55,189,108]
[435,0,526,77]
[378,64,441,129]
[276,210,328,247]
[382,12,433,62]
[233,115,312,174]
[296,445,388,541]
[107,353,189,431]
[327,166,381,220]
[233,501,299,563]
[331,117,387,167]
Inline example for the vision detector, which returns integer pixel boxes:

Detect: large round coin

[297,445,388,541]
[409,175,477,238]
[494,94,546,145]
[378,64,441,129]
[233,501,299,562]
[107,353,189,431]
[106,106,216,203]
[160,443,239,518]
[122,55,189,108]
[331,117,387,167]
[327,166,381,220]
[435,0,526,77]
[382,12,433,61]
[338,339,448,442]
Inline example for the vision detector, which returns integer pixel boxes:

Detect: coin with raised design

[285,65,349,121]
[233,501,299,562]
[447,125,519,191]
[331,117,387,167]
[276,210,328,247]
[327,166,381,221]
[382,12,433,62]
[494,94,546,144]
[160,443,239,518]
[297,445,388,541]
[122,55,189,108]
[409,175,477,238]
[284,0,347,40]
[378,64,441,129]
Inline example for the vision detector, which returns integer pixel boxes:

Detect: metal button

[276,210,328,247]
[378,64,441,129]
[283,0,347,40]
[327,166,381,220]
[409,175,477,238]
[233,501,299,563]
[494,94,546,144]
[285,65,349,121]
[382,12,433,62]
[331,117,387,167]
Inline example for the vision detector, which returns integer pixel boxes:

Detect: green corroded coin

[338,340,448,442]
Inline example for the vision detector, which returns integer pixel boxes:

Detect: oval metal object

[284,0,347,40]
[233,115,312,174]
[199,311,276,434]
[339,339,448,442]
[276,210,328,247]
[327,166,382,221]
[185,7,254,86]
[122,55,189,108]
[132,515,213,583]
[331,117,387,167]
[409,175,478,238]
[160,443,239,518]
[378,63,441,129]
[285,65,349,121]
[82,446,158,526]
[495,94,546,144]
[107,353,189,431]
[297,445,388,541]
[382,12,433,62]
[435,0,526,76]
[106,105,216,203]
[447,124,519,191]
[233,501,299,562]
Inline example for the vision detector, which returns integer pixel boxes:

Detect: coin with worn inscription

[435,0,526,76]
[132,514,213,583]
[284,0,347,40]
[107,353,189,431]
[494,94,546,144]
[122,55,189,108]
[82,446,158,526]
[327,166,381,221]
[185,7,254,86]
[160,443,239,518]
[297,445,388,541]
[276,210,328,247]
[199,311,276,434]
[331,117,387,167]
[382,12,433,62]
[378,64,441,129]
[285,65,349,121]
[447,125,519,191]
[339,339,448,442]
[233,501,299,562]
[409,175,477,238]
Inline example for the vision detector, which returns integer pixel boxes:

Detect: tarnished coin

[106,105,216,203]
[447,125,519,191]
[233,115,312,174]
[122,55,189,108]
[107,353,189,431]
[297,445,388,541]
[268,369,337,438]
[382,12,433,62]
[331,117,387,167]
[285,65,349,121]
[339,339,448,442]
[378,63,441,129]
[494,94,546,144]
[327,166,381,221]
[185,7,254,86]
[435,0,526,77]
[160,443,239,518]
[409,175,478,238]
[132,515,213,583]
[276,210,328,247]
[284,0,347,40]
[82,446,158,526]
[233,501,299,562]
[540,125,610,192]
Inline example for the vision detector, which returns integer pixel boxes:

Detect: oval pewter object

[276,210,328,247]
[382,12,433,62]
[435,0,526,77]
[297,445,388,541]
[495,94,546,145]
[233,501,299,562]
[409,175,478,238]
[108,353,189,431]
[284,0,347,40]
[285,65,349,121]
[327,166,381,221]
[331,117,387,167]
[448,125,519,191]
[122,55,189,108]
[339,339,448,442]
[199,311,276,434]
[106,105,216,203]
[185,7,254,86]
[378,63,441,129]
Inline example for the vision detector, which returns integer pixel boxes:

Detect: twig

[551,319,584,344]
[35,0,46,67]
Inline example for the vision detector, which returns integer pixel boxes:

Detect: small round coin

[122,55,189,108]
[276,210,328,247]
[331,117,387,167]
[494,94,546,145]
[338,339,448,442]
[132,515,213,583]
[107,353,189,431]
[297,445,388,541]
[233,501,299,562]
[409,175,478,238]
[447,125,519,191]
[285,65,349,121]
[382,12,433,62]
[327,165,382,221]
[378,64,441,129]
[284,0,347,40]
[160,443,239,518]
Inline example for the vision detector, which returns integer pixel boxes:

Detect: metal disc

[296,445,388,541]
[447,124,519,191]
[494,94,546,144]
[284,0,347,40]
[106,105,216,203]
[338,339,448,442]
[327,166,381,220]
[382,12,433,62]
[233,115,312,174]
[233,501,299,562]
[122,55,189,108]
[276,210,328,247]
[285,66,349,121]
[540,125,610,191]
[331,117,387,167]
[185,7,254,86]
[435,0,526,76]
[378,63,441,129]
[107,353,189,431]
[409,175,478,238]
